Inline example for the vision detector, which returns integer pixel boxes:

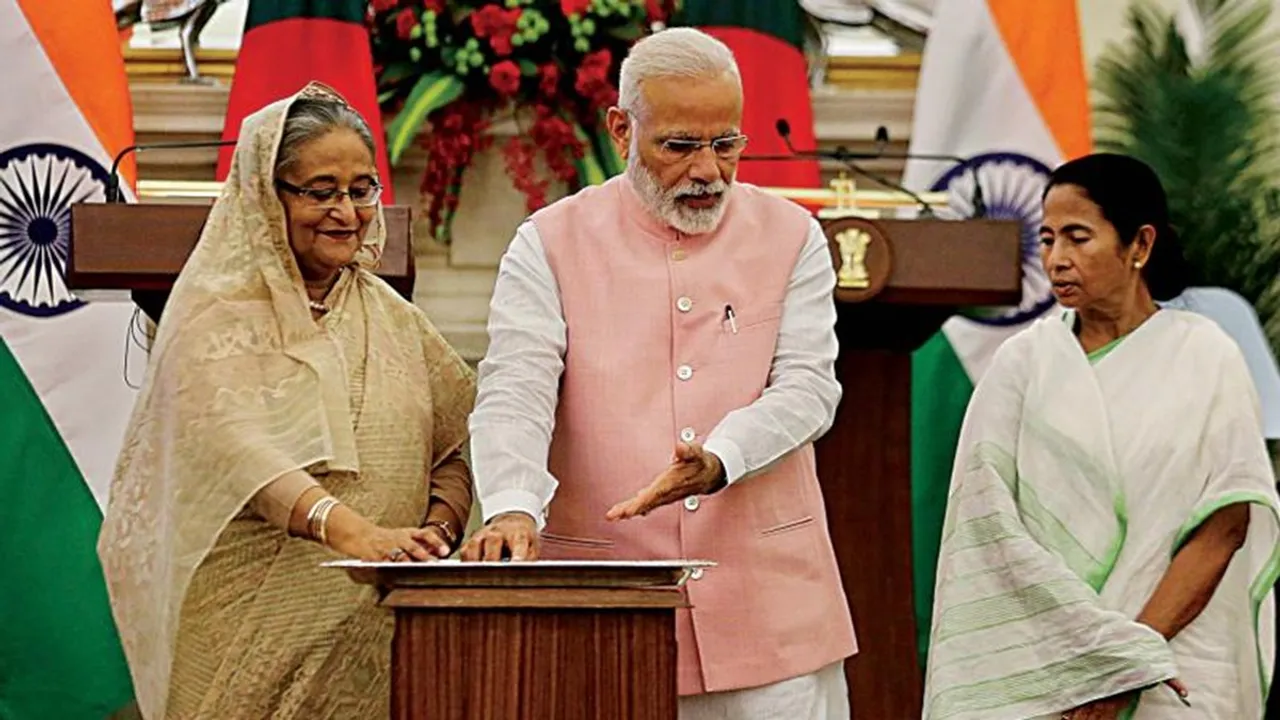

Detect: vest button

[689,567,705,581]
[676,364,693,381]
[676,296,693,313]
[679,427,696,442]
[684,495,700,512]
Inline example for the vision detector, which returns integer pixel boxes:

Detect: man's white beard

[626,147,732,236]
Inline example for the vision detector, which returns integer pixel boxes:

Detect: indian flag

[0,1,140,717]
[901,0,1092,666]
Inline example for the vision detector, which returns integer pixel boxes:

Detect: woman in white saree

[924,153,1280,720]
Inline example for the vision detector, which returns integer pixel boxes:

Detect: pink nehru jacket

[530,175,856,695]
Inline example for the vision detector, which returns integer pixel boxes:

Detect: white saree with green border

[924,309,1280,720]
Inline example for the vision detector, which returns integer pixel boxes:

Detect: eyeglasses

[276,179,383,208]
[655,135,749,162]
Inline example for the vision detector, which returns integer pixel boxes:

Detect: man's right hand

[460,512,540,561]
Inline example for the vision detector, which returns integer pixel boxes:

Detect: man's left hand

[606,442,727,521]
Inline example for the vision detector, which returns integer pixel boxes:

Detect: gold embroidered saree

[98,83,475,719]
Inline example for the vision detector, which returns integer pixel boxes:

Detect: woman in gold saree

[98,83,476,719]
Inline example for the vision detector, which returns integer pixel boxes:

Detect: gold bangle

[316,499,338,546]
[306,497,340,545]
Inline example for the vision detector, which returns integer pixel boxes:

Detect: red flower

[502,137,551,212]
[575,49,618,112]
[489,60,522,96]
[371,0,398,12]
[580,48,612,72]
[470,5,522,57]
[421,102,494,237]
[422,0,445,12]
[537,63,561,98]
[395,8,418,39]
[529,106,585,184]
[490,35,514,56]
[560,0,591,16]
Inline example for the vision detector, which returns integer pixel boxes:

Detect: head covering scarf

[98,82,472,719]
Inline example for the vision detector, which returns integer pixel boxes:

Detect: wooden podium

[813,212,1021,717]
[67,203,417,320]
[329,560,707,719]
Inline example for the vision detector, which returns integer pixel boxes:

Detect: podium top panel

[325,559,715,591]
[67,203,415,299]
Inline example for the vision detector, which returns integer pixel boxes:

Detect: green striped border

[1173,491,1280,705]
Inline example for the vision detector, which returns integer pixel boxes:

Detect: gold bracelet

[424,519,457,550]
[316,499,338,546]
[306,497,340,545]
[305,497,328,536]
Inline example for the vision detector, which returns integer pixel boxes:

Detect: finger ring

[388,548,405,560]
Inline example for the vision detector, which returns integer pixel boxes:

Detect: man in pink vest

[461,27,857,718]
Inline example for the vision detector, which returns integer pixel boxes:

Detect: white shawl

[924,309,1279,720]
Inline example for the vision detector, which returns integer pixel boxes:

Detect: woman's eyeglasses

[276,179,383,209]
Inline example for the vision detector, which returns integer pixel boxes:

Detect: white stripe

[903,0,1073,382]
[2,1,139,509]
[1,304,142,509]
[902,0,1064,190]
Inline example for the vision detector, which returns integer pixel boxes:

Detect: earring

[1133,260,1143,269]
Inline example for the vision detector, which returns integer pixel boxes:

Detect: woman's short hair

[274,97,377,179]
[1044,153,1191,300]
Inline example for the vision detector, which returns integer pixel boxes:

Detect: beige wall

[1079,0,1280,81]
[1078,0,1280,124]
[1079,0,1184,80]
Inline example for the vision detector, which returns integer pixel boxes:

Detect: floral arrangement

[368,0,680,241]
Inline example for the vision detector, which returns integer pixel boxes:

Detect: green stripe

[911,331,974,667]
[945,511,1023,552]
[670,0,808,50]
[966,441,1111,589]
[927,644,1171,719]
[1060,311,1128,364]
[964,440,1111,590]
[1087,336,1125,363]
[1022,415,1123,503]
[1021,414,1129,588]
[0,338,134,718]
[245,0,365,31]
[1016,477,1110,590]
[1174,492,1280,705]
[934,579,1092,643]
[930,620,1108,674]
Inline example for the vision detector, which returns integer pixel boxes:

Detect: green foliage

[384,72,466,165]
[1094,0,1280,354]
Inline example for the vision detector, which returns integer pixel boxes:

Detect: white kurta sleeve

[703,217,842,484]
[468,222,565,528]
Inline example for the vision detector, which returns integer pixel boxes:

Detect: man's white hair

[618,27,741,116]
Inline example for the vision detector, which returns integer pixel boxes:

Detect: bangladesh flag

[216,0,394,202]
[671,0,821,189]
